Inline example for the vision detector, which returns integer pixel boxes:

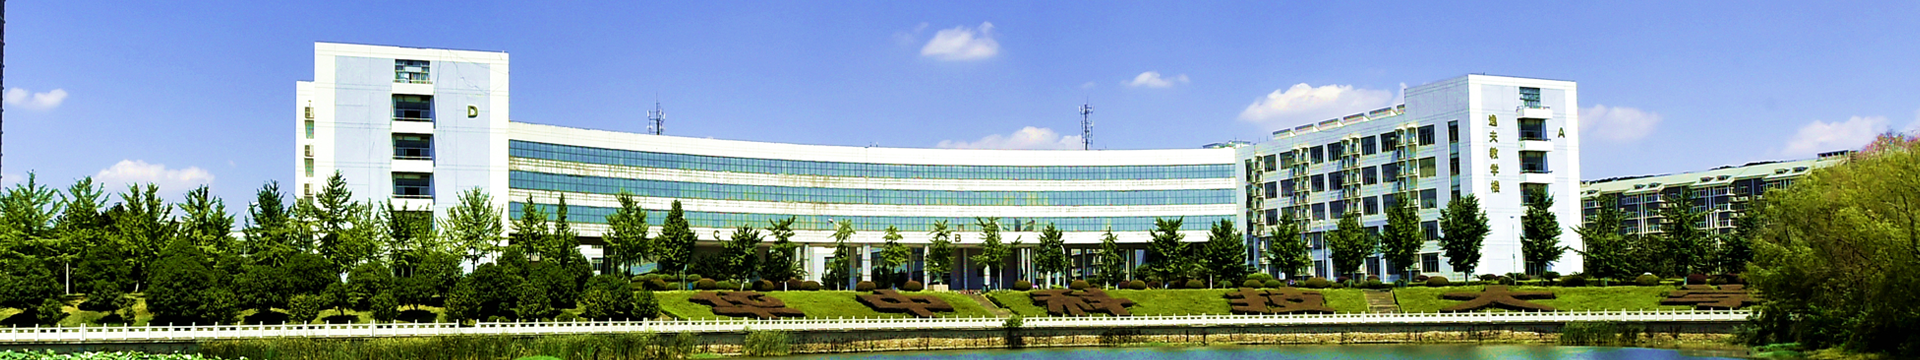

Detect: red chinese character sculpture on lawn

[690,291,806,319]
[1439,285,1556,312]
[1030,288,1136,316]
[1661,284,1761,310]
[857,290,955,318]
[1225,288,1336,314]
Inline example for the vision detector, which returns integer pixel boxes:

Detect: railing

[0,309,1750,343]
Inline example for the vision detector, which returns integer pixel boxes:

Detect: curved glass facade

[509,170,1233,206]
[511,202,1232,232]
[511,140,1232,181]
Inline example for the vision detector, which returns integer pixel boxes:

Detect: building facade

[296,43,1586,287]
[1578,153,1845,236]
[1237,75,1585,280]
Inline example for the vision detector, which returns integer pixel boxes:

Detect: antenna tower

[1078,102,1094,150]
[647,99,665,135]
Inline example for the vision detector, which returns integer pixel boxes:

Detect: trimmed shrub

[1304,277,1331,289]
[1560,275,1589,287]
[1542,271,1561,281]
[1685,273,1710,285]
[902,280,925,291]
[1426,276,1450,287]
[1185,279,1205,289]
[785,279,806,291]
[1414,275,1430,282]
[1146,281,1162,289]
[1634,274,1660,286]
[717,280,740,290]
[1012,280,1033,291]
[1127,280,1148,290]
[1070,280,1090,290]
[1263,279,1284,289]
[801,281,822,291]
[1336,276,1351,284]
[855,281,876,292]
[753,280,777,292]
[695,278,717,290]
[1363,279,1385,289]
[1248,273,1275,282]
[1497,276,1516,285]
[1365,275,1380,282]
[1477,274,1501,282]
[1242,279,1263,288]
[1713,273,1745,285]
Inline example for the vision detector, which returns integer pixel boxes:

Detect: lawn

[987,288,1370,317]
[1393,285,1692,313]
[658,290,997,320]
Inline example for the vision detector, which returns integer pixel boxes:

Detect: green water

[773,345,1745,359]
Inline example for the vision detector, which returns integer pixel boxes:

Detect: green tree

[580,274,636,320]
[1327,211,1373,279]
[178,186,238,258]
[604,190,651,276]
[146,241,239,325]
[723,225,764,286]
[241,182,297,265]
[656,200,697,285]
[761,217,801,282]
[304,172,369,271]
[347,262,395,310]
[1574,193,1633,279]
[1747,134,1920,355]
[544,196,592,308]
[1520,189,1564,276]
[1201,219,1248,287]
[112,184,173,292]
[512,281,556,320]
[1381,193,1423,278]
[369,291,399,323]
[1263,212,1311,279]
[1716,206,1760,274]
[824,220,857,290]
[925,220,955,285]
[1032,223,1068,288]
[879,225,911,288]
[1095,228,1128,287]
[382,202,439,273]
[512,196,551,255]
[443,188,504,267]
[1145,217,1186,284]
[53,177,109,295]
[968,218,1010,289]
[633,290,661,320]
[396,250,460,310]
[1657,186,1709,276]
[1439,194,1489,278]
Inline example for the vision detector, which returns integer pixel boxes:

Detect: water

[773,345,1745,360]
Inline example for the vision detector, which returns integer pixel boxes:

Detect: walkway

[964,293,1013,318]
[1363,290,1400,313]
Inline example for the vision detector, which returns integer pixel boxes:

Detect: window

[1522,183,1550,198]
[1382,193,1400,209]
[1329,200,1346,216]
[1263,181,1277,199]
[1422,253,1440,273]
[1447,121,1459,143]
[394,134,433,160]
[303,183,312,197]
[1264,209,1279,225]
[1280,179,1296,197]
[304,159,314,177]
[395,59,431,84]
[1520,119,1547,140]
[1423,221,1440,240]
[1312,204,1327,221]
[304,145,313,158]
[1381,163,1399,181]
[1280,153,1296,168]
[1418,125,1436,145]
[393,95,434,121]
[1311,175,1325,192]
[1261,155,1277,172]
[1363,196,1379,215]
[305,120,315,139]
[1381,132,1400,149]
[1362,166,1378,185]
[1361,136,1377,155]
[1328,142,1345,159]
[1328,172,1344,191]
[1310,146,1325,164]
[1449,157,1460,176]
[1419,157,1437,178]
[1520,87,1542,108]
[394,172,433,198]
[1421,189,1438,209]
[1521,151,1548,173]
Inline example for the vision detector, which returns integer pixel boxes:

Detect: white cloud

[937,127,1082,150]
[1237,83,1394,127]
[1125,71,1189,88]
[4,88,68,111]
[1578,105,1663,142]
[1079,81,1097,90]
[920,22,1000,61]
[1782,116,1890,157]
[94,160,215,193]
[893,22,929,46]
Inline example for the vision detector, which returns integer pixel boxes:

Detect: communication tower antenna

[1078,102,1094,150]
[647,97,665,135]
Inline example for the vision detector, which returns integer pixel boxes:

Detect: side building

[1237,75,1584,280]
[1578,152,1848,236]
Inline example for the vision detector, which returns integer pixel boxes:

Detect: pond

[771,344,1745,360]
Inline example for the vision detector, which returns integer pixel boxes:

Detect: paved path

[964,293,1013,317]
[1364,289,1400,313]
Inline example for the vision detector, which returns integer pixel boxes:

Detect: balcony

[1517,105,1553,120]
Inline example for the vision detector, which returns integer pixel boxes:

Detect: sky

[5,1,1919,207]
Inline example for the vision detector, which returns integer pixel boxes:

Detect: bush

[902,280,925,291]
[646,278,671,291]
[1559,275,1589,287]
[1146,281,1162,289]
[1426,276,1450,287]
[1304,277,1331,289]
[1248,273,1275,282]
[1542,271,1561,281]
[1634,274,1660,286]
[695,278,718,290]
[1365,275,1380,282]
[1263,279,1284,288]
[1414,275,1430,282]
[1242,279,1263,288]
[785,279,806,291]
[1685,273,1710,285]
[634,290,661,320]
[1497,276,1516,285]
[1393,278,1409,288]
[1713,273,1745,285]
[1127,280,1148,290]
[370,292,399,322]
[288,294,324,324]
[1007,280,1030,291]
[754,280,777,292]
[856,281,877,292]
[1363,279,1385,289]
[801,281,822,291]
[1070,280,1090,290]
[1477,274,1501,282]
[717,280,740,290]
[1185,279,1205,289]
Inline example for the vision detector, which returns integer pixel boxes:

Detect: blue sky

[5,1,1918,205]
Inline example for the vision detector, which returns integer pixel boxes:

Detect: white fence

[0,309,1750,343]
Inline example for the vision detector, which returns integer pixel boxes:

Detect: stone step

[1363,289,1401,313]
[965,292,1013,318]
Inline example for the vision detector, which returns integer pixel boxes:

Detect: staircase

[965,292,1013,317]
[1364,289,1401,313]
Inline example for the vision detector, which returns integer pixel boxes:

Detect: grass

[658,290,997,320]
[1392,285,1692,313]
[988,288,1371,317]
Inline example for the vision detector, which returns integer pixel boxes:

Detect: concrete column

[861,244,873,284]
